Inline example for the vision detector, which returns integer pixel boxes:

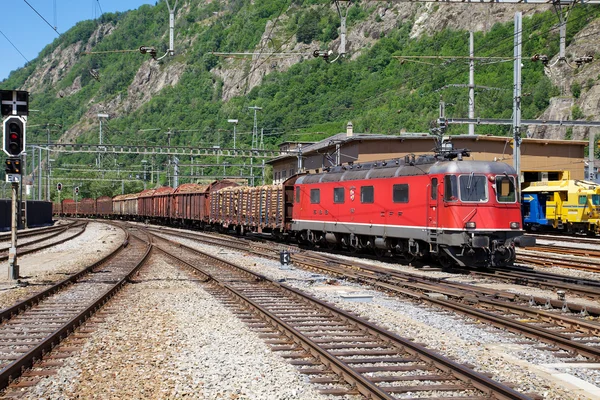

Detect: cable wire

[0,30,30,63]
[23,0,61,36]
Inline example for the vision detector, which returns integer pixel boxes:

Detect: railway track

[517,249,600,273]
[0,221,76,243]
[146,226,600,361]
[0,221,88,262]
[0,225,151,390]
[145,227,533,399]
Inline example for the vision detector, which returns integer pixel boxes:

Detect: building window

[310,189,320,204]
[290,168,294,177]
[393,184,409,203]
[361,186,374,203]
[334,187,344,204]
[282,170,287,179]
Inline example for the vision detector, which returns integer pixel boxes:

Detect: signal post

[1,90,28,281]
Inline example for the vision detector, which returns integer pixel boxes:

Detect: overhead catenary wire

[23,0,61,36]
[95,0,104,17]
[244,0,290,87]
[0,30,30,63]
[359,7,598,117]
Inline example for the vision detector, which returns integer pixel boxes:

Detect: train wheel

[373,247,388,258]
[437,252,454,269]
[325,240,337,250]
[402,252,416,263]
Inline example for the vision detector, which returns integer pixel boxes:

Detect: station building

[268,122,588,185]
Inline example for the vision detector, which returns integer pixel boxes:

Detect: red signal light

[3,117,24,156]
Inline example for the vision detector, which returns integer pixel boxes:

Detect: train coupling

[513,235,535,247]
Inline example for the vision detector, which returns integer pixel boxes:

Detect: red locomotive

[289,152,534,268]
[53,150,533,269]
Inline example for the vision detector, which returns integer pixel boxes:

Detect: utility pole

[166,129,174,187]
[167,0,178,56]
[38,147,42,200]
[260,128,264,150]
[9,181,18,279]
[248,106,261,187]
[513,12,522,181]
[97,114,108,168]
[173,157,179,188]
[589,132,596,180]
[248,106,262,150]
[227,119,239,150]
[468,31,475,136]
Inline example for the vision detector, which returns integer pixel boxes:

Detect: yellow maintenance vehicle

[522,172,600,235]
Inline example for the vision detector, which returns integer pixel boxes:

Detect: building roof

[268,132,432,164]
[448,134,588,146]
[268,132,589,165]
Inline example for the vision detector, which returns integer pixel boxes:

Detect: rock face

[530,18,600,141]
[16,3,600,145]
[214,3,551,101]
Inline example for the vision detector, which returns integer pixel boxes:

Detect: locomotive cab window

[393,184,409,203]
[593,195,600,206]
[295,187,300,203]
[310,189,320,204]
[444,175,458,202]
[431,178,438,200]
[459,173,487,202]
[334,187,345,204]
[579,195,587,205]
[495,175,516,203]
[361,186,374,203]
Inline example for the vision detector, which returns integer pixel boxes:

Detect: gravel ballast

[16,254,328,400]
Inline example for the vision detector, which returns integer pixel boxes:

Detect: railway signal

[74,187,79,196]
[4,158,21,175]
[57,183,62,192]
[3,116,25,157]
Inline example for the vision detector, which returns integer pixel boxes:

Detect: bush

[571,105,584,120]
[571,81,582,98]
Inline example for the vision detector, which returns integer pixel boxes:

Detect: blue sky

[0,0,155,81]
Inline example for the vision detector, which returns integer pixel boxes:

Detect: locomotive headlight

[510,222,520,229]
[465,221,476,229]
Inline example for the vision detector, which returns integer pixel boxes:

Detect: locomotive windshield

[459,174,487,202]
[495,175,516,203]
[593,195,600,206]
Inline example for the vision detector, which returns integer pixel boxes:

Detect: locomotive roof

[296,156,516,184]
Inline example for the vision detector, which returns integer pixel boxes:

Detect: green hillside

[2,0,599,199]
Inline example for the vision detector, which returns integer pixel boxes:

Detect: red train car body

[97,196,113,216]
[291,155,532,268]
[137,189,156,218]
[152,186,174,219]
[61,199,76,216]
[172,183,209,225]
[52,202,62,216]
[78,198,97,216]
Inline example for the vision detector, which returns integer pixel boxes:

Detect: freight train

[54,150,534,269]
[522,177,600,235]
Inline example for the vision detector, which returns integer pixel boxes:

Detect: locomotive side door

[427,177,439,228]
